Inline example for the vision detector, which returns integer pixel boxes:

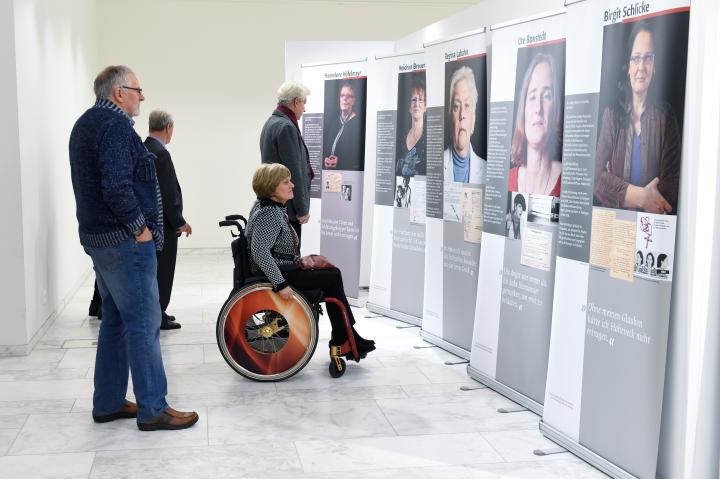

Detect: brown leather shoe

[93,400,138,423]
[137,407,199,431]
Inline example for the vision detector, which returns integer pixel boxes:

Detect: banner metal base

[538,420,639,479]
[467,365,543,416]
[365,302,422,326]
[348,296,366,308]
[419,330,470,360]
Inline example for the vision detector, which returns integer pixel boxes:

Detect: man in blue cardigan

[69,66,198,431]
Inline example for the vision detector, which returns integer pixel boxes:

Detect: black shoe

[160,318,181,330]
[88,300,101,318]
[162,312,176,322]
[351,327,374,346]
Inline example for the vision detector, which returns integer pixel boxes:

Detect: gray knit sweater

[245,198,300,290]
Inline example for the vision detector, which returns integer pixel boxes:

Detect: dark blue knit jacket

[69,99,164,250]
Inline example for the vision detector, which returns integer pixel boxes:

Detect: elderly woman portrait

[323,81,365,171]
[246,164,375,356]
[593,22,681,214]
[508,52,563,197]
[443,66,485,184]
[396,76,427,177]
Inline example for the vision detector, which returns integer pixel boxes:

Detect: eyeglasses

[629,53,655,66]
[121,85,143,94]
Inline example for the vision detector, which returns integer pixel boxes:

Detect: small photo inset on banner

[341,184,352,202]
[323,171,342,193]
[593,12,689,214]
[508,41,566,197]
[505,191,527,240]
[634,213,675,281]
[322,77,367,171]
[394,175,413,209]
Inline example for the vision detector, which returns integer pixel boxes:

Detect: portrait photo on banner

[395,70,427,180]
[443,55,487,184]
[322,77,367,171]
[508,40,566,199]
[593,10,689,215]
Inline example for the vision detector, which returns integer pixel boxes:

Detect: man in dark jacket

[144,110,191,330]
[259,81,313,243]
[69,65,198,431]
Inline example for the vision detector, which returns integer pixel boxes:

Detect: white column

[0,0,29,354]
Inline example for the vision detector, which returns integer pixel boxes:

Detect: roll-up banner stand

[540,1,690,478]
[366,51,427,324]
[421,30,488,358]
[301,59,368,300]
[468,12,566,416]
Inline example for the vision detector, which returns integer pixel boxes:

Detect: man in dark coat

[144,110,192,330]
[259,81,313,244]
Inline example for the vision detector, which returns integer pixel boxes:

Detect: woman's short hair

[657,253,668,268]
[513,193,526,211]
[277,81,310,105]
[149,110,174,132]
[447,66,478,117]
[510,53,561,166]
[94,65,133,100]
[253,163,291,198]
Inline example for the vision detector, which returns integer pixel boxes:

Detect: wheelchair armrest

[225,214,247,225]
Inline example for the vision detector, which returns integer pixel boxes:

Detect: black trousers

[282,266,355,342]
[156,225,178,312]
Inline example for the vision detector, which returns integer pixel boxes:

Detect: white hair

[448,66,478,116]
[277,81,310,105]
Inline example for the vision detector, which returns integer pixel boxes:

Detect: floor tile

[0,452,95,478]
[9,409,208,455]
[376,392,539,435]
[90,443,303,478]
[294,433,503,472]
[208,400,394,445]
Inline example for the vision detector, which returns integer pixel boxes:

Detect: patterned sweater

[245,198,300,290]
[69,98,164,250]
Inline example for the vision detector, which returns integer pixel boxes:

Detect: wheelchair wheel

[217,282,318,381]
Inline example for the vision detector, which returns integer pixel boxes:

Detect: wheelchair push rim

[217,283,318,381]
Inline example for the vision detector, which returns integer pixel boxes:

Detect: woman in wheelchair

[246,164,375,358]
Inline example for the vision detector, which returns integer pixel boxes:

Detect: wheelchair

[216,215,361,381]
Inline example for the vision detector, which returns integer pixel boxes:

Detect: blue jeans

[84,237,168,422]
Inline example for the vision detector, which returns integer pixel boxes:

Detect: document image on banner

[468,13,565,413]
[367,53,427,323]
[541,3,690,479]
[634,213,676,281]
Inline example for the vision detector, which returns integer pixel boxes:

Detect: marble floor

[0,250,609,479]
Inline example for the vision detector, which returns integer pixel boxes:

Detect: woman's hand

[625,177,672,213]
[277,286,293,301]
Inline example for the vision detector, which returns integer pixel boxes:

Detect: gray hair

[94,65,133,100]
[149,110,174,131]
[447,66,478,116]
[277,81,310,105]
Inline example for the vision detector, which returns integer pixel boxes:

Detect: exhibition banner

[421,31,487,356]
[302,60,368,298]
[468,14,566,414]
[540,2,690,478]
[367,51,426,324]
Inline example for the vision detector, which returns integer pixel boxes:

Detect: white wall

[0,0,27,354]
[96,0,471,249]
[0,0,98,354]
